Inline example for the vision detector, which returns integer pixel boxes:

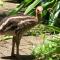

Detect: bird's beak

[39,11,43,17]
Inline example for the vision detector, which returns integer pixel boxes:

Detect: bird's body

[0,16,38,35]
[0,6,43,56]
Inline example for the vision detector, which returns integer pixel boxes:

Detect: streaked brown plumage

[0,6,43,56]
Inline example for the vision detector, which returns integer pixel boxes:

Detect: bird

[0,6,43,56]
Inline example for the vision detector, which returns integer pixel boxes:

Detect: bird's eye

[37,10,39,12]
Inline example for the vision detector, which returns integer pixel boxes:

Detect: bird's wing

[0,16,36,33]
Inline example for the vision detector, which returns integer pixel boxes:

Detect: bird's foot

[11,53,15,57]
[15,54,20,59]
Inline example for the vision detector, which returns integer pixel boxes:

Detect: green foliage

[26,0,60,35]
[48,1,60,26]
[26,24,60,36]
[32,34,60,60]
[8,0,33,16]
[42,0,57,9]
[24,0,41,14]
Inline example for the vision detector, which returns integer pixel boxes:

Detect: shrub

[32,34,60,60]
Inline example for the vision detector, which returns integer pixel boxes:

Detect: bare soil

[0,36,43,60]
[0,2,18,14]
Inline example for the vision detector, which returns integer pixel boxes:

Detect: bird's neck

[36,13,42,23]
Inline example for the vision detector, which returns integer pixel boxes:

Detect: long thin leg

[16,34,22,55]
[11,36,16,56]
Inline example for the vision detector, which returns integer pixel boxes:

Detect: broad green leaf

[24,0,41,14]
[54,10,60,19]
[24,0,33,6]
[42,0,57,9]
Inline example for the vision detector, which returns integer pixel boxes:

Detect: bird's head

[36,6,43,15]
[36,6,43,23]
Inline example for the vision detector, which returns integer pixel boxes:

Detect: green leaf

[24,0,41,14]
[42,0,57,9]
[54,10,60,19]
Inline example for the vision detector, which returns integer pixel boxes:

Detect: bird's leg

[15,33,22,56]
[11,36,16,56]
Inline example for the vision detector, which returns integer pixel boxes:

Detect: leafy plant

[32,34,60,60]
[8,0,33,16]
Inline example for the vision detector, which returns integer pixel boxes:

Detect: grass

[0,35,13,41]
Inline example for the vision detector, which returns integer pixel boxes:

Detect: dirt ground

[0,2,19,14]
[0,36,43,60]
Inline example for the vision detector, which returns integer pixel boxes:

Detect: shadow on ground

[1,54,33,60]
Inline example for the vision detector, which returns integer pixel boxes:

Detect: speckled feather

[0,16,38,35]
